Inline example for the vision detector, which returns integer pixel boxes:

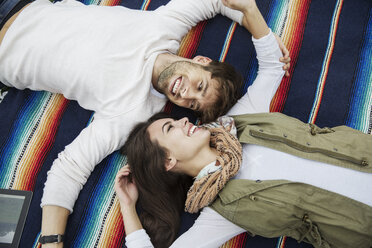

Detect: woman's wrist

[120,204,137,216]
[120,204,143,236]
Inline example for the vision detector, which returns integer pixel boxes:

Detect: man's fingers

[282,63,290,70]
[280,56,290,63]
[282,62,291,77]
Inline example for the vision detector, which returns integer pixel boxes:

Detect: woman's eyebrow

[162,121,172,134]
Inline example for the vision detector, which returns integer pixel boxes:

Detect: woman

[115,1,372,248]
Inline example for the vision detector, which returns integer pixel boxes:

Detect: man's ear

[165,156,177,171]
[192,55,212,65]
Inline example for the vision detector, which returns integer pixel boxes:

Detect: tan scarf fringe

[185,127,242,213]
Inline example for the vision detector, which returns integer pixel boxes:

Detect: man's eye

[198,82,203,90]
[190,101,195,109]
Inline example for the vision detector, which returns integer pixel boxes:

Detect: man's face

[156,61,219,112]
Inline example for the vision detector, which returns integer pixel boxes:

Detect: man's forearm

[41,206,70,248]
[241,1,269,39]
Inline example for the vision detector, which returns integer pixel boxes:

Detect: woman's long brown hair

[121,112,193,248]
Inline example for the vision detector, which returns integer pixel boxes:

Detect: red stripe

[18,98,69,191]
[270,1,312,112]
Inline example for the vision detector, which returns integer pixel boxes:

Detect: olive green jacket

[210,112,372,248]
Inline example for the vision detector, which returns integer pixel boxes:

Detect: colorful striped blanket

[0,0,371,247]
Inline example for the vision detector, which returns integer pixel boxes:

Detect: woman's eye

[198,82,203,90]
[167,124,173,132]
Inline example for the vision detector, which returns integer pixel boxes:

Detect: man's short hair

[200,60,243,123]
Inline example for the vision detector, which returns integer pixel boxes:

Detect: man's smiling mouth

[170,77,182,96]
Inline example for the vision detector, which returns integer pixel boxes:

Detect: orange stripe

[98,199,125,247]
[178,21,207,58]
[309,0,343,123]
[270,0,311,112]
[13,94,68,191]
[220,23,237,62]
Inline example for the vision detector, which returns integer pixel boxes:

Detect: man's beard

[156,61,196,94]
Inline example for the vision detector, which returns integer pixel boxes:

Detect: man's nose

[180,86,188,98]
[180,86,196,99]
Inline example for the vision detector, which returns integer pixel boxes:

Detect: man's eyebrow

[162,121,171,134]
[202,81,209,97]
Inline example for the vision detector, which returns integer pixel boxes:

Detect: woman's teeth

[188,125,196,136]
[172,78,181,94]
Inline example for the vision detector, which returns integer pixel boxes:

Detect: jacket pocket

[249,129,367,167]
[249,194,286,207]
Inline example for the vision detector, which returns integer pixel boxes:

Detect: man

[0,0,289,246]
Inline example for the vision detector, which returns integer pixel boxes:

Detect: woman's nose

[178,117,189,126]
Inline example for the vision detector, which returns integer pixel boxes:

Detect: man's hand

[41,206,70,248]
[222,0,291,76]
[274,34,291,77]
[221,0,257,13]
[114,165,138,208]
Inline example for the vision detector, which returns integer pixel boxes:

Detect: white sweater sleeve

[227,30,285,116]
[125,207,245,248]
[157,0,243,43]
[162,0,243,24]
[40,116,124,212]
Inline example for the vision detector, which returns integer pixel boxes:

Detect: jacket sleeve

[125,207,245,248]
[40,116,125,212]
[227,30,285,116]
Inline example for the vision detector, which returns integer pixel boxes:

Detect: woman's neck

[182,147,218,178]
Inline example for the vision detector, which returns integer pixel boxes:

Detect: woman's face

[147,117,211,163]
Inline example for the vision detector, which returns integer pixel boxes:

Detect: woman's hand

[114,164,138,208]
[115,165,144,235]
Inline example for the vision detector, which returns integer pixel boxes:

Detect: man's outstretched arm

[222,0,269,39]
[226,0,287,115]
[41,206,70,248]
[40,118,124,247]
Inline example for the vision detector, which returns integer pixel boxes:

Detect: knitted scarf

[184,126,242,213]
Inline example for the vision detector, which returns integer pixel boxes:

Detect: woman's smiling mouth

[188,124,201,136]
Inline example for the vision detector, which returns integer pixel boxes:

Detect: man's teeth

[172,78,181,94]
[188,126,196,136]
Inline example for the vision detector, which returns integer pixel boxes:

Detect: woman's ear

[165,156,177,171]
[192,55,212,65]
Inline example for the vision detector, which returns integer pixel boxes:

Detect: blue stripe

[346,8,372,132]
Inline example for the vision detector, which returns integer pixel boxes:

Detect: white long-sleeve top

[125,31,372,248]
[0,0,243,212]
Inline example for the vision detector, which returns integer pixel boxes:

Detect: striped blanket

[0,0,371,247]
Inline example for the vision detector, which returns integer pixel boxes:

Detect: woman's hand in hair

[115,165,144,235]
[114,164,138,208]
